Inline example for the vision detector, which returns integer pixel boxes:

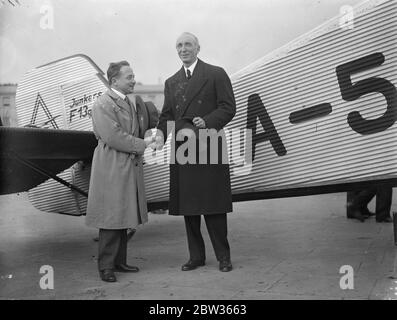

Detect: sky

[0,0,363,85]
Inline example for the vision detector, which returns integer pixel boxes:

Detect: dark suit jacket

[157,59,236,216]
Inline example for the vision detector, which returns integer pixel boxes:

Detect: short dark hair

[107,61,130,85]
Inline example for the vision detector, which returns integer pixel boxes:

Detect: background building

[0,84,18,126]
[133,84,164,112]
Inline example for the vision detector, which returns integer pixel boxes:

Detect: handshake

[144,133,164,151]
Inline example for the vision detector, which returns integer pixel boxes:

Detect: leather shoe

[376,217,393,223]
[219,260,233,272]
[351,210,366,222]
[181,260,205,271]
[99,269,117,282]
[362,208,375,218]
[114,264,139,272]
[347,203,366,222]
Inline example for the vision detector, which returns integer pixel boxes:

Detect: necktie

[125,96,137,115]
[124,96,140,137]
[124,96,131,106]
[187,69,192,80]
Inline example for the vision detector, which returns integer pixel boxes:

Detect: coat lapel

[179,59,208,117]
[106,89,139,135]
[106,89,131,113]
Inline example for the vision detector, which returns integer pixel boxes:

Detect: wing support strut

[8,150,88,198]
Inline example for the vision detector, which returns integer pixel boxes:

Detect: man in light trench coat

[86,61,152,282]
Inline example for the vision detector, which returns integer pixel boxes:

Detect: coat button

[198,100,202,104]
[135,163,138,167]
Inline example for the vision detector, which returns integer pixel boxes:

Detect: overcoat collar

[105,89,131,113]
[105,89,140,135]
[177,59,208,117]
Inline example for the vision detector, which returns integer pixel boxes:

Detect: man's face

[112,66,136,94]
[176,34,200,66]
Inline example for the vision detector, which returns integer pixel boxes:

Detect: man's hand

[193,117,206,129]
[145,129,165,151]
[144,135,155,147]
[151,135,164,150]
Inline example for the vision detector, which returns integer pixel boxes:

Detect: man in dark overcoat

[155,32,236,272]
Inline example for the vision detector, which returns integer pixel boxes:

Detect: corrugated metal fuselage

[14,0,397,215]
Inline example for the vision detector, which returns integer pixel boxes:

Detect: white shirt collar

[184,59,198,77]
[111,88,136,110]
[111,88,126,100]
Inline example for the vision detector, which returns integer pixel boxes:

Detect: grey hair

[177,32,200,47]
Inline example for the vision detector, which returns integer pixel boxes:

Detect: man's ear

[110,77,117,87]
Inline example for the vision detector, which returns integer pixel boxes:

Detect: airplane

[1,0,396,231]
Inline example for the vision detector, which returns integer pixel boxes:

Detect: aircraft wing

[0,127,97,195]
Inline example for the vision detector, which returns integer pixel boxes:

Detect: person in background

[347,186,393,223]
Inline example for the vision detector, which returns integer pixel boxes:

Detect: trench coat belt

[97,139,138,162]
[132,157,140,166]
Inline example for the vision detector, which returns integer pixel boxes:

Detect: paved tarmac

[0,192,396,300]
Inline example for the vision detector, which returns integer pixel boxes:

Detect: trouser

[184,213,230,262]
[98,229,127,271]
[348,186,392,220]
